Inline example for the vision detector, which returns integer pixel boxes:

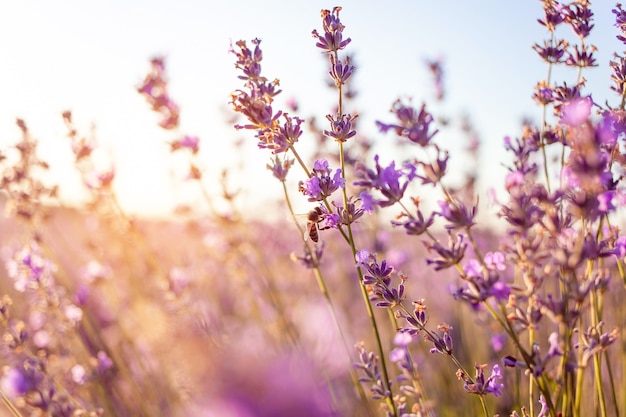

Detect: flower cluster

[376,100,439,147]
[230,38,308,155]
[137,56,180,129]
[354,155,412,208]
[299,159,345,202]
[0,119,58,224]
[458,364,504,397]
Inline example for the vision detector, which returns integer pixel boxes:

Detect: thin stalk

[589,287,608,417]
[539,32,555,194]
[281,181,376,416]
[333,48,396,415]
[1,392,23,417]
[479,396,489,417]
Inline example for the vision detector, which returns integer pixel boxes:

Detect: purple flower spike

[324,113,358,143]
[312,7,352,53]
[267,156,294,182]
[299,160,345,201]
[461,364,504,397]
[560,97,593,127]
[436,199,477,230]
[354,155,410,207]
[484,251,506,271]
[537,1,566,31]
[609,56,626,95]
[425,232,467,270]
[376,100,439,146]
[169,135,200,154]
[614,3,626,43]
[563,2,594,39]
[393,330,413,347]
[328,54,355,86]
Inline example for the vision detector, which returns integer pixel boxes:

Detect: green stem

[333,47,396,416]
[479,396,489,417]
[282,181,376,416]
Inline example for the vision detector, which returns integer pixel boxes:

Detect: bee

[299,206,331,243]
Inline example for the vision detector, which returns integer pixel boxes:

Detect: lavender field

[1,2,626,417]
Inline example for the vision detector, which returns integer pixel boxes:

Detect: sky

[0,1,622,219]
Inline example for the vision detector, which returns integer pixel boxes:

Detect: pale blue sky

[0,1,621,217]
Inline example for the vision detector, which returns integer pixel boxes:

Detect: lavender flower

[376,100,439,146]
[291,243,325,269]
[328,54,355,87]
[169,135,200,154]
[435,199,477,230]
[266,155,294,182]
[537,1,566,31]
[425,57,445,101]
[415,147,449,185]
[614,3,626,43]
[427,323,454,355]
[137,56,180,129]
[299,159,345,201]
[323,113,357,143]
[532,39,568,64]
[459,364,504,397]
[331,196,367,226]
[354,155,410,207]
[424,232,467,271]
[563,1,594,38]
[580,324,619,367]
[312,7,352,53]
[6,242,57,292]
[391,197,435,236]
[354,342,391,402]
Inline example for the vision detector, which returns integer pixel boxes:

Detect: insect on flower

[293,207,330,243]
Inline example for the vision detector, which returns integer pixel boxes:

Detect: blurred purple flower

[0,361,44,400]
[266,155,294,182]
[559,96,592,127]
[491,333,506,352]
[533,39,567,64]
[564,44,597,68]
[425,233,467,271]
[436,199,477,230]
[169,135,200,154]
[563,1,594,38]
[291,243,325,269]
[612,235,626,258]
[137,56,180,130]
[6,242,56,292]
[416,148,449,185]
[71,365,87,385]
[354,155,410,207]
[537,1,566,31]
[394,330,413,347]
[194,351,333,417]
[484,251,506,271]
[80,260,111,283]
[376,100,438,146]
[389,347,406,363]
[425,57,445,101]
[463,259,482,278]
[96,351,114,375]
[609,55,626,95]
[359,191,374,213]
